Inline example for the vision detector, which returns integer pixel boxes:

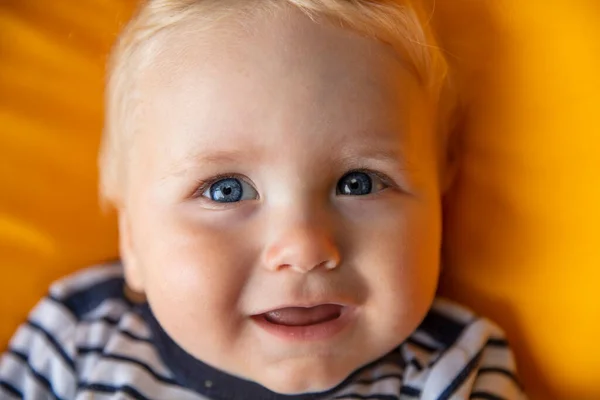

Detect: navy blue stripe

[8,349,65,400]
[436,349,483,400]
[83,315,120,325]
[85,315,121,325]
[79,383,150,400]
[117,328,153,344]
[334,394,398,400]
[486,338,509,348]
[470,391,506,400]
[408,358,423,371]
[26,320,75,371]
[308,355,403,400]
[80,316,153,343]
[77,347,177,385]
[0,381,22,398]
[477,367,521,387]
[51,277,129,320]
[354,373,403,385]
[418,309,466,348]
[400,385,421,397]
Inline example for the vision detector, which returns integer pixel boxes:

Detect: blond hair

[100,0,451,206]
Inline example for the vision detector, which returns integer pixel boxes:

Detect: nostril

[262,229,341,273]
[277,263,292,271]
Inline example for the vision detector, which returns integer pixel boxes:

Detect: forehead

[134,5,431,169]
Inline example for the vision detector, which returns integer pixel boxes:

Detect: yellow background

[1,1,599,399]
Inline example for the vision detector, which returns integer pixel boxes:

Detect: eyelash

[191,169,398,199]
[350,168,398,191]
[192,173,250,199]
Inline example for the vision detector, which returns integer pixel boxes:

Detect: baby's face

[121,6,443,395]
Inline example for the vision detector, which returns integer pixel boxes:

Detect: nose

[262,215,341,273]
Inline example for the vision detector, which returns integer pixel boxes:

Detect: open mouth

[251,304,353,341]
[261,304,343,327]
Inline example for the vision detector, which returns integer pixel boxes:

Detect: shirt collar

[139,303,336,400]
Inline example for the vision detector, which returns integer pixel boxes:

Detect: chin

[260,377,345,396]
[254,361,351,395]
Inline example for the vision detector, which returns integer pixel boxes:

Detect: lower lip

[251,307,356,341]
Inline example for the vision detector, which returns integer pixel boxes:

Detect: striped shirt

[0,263,525,400]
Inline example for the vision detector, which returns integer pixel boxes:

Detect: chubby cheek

[345,196,441,337]
[130,201,258,349]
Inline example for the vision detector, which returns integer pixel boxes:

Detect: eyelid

[189,169,399,202]
[191,173,258,200]
[344,168,398,191]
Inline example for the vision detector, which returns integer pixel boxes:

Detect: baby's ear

[118,210,146,293]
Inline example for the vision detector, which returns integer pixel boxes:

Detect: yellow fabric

[0,0,126,345]
[0,1,598,399]
[433,2,600,399]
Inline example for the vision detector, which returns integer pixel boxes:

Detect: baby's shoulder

[48,261,134,318]
[20,262,152,353]
[1,263,197,400]
[405,297,512,368]
[37,262,153,350]
[419,297,508,347]
[399,297,523,399]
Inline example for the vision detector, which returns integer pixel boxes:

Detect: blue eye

[337,171,387,196]
[202,177,258,203]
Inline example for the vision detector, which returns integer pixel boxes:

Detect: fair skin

[118,5,446,395]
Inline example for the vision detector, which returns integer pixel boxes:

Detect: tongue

[264,304,342,326]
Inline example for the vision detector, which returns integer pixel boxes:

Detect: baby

[0,0,525,399]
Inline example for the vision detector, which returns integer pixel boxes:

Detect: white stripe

[354,362,404,383]
[74,390,140,400]
[75,391,125,400]
[401,341,437,383]
[97,332,173,379]
[410,330,443,350]
[76,320,117,350]
[448,367,478,400]
[402,355,431,390]
[76,351,103,387]
[334,377,401,398]
[81,298,131,322]
[9,326,77,399]
[331,363,403,398]
[76,320,150,349]
[420,319,491,400]
[479,346,515,369]
[76,325,166,382]
[28,298,77,350]
[0,352,61,400]
[78,312,152,344]
[81,358,205,400]
[11,323,75,373]
[119,313,152,339]
[473,370,521,399]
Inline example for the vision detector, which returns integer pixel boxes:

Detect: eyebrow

[335,146,409,169]
[163,148,255,179]
[162,142,409,180]
[191,150,249,165]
